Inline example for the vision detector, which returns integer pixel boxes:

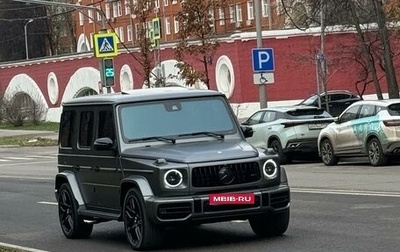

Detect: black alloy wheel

[58,183,93,239]
[123,188,161,250]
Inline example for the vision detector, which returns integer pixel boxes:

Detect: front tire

[270,139,290,164]
[249,208,290,237]
[368,138,387,166]
[320,139,339,166]
[58,183,93,239]
[123,188,161,250]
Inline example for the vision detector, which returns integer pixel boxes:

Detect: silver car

[318,99,400,166]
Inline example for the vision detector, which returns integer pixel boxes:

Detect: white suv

[318,99,400,166]
[242,106,333,164]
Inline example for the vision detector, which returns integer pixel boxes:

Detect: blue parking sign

[252,48,275,72]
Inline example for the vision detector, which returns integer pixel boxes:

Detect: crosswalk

[0,154,57,162]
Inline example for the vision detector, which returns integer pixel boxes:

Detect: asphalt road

[1,147,400,252]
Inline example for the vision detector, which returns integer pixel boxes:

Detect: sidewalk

[0,129,59,140]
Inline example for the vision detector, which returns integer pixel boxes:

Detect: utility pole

[255,0,267,109]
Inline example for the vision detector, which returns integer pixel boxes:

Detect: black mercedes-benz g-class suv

[55,87,290,250]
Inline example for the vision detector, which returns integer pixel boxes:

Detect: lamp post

[24,18,34,60]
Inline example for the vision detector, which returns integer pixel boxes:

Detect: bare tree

[174,0,226,89]
[281,0,399,99]
[130,0,156,87]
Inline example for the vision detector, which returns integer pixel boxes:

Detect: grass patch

[0,136,58,146]
[0,122,59,132]
[0,122,59,146]
[0,246,27,252]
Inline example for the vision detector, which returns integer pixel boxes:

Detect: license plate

[209,193,255,205]
[309,123,326,130]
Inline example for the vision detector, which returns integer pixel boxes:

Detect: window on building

[105,3,110,19]
[174,16,179,33]
[262,0,268,17]
[125,0,131,15]
[127,24,133,41]
[79,11,84,26]
[164,0,169,7]
[119,27,125,42]
[229,5,235,23]
[113,2,118,17]
[135,23,140,40]
[155,0,159,8]
[247,1,254,20]
[236,4,242,22]
[165,17,171,34]
[277,0,284,15]
[88,9,93,23]
[209,9,215,27]
[172,0,177,4]
[219,8,225,25]
[79,111,94,148]
[90,33,94,48]
[117,0,123,16]
[97,6,102,21]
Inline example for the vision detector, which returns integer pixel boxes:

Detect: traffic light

[103,58,115,87]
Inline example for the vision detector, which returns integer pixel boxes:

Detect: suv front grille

[192,162,261,187]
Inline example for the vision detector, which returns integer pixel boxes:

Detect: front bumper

[144,185,290,225]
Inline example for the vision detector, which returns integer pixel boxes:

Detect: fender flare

[55,171,85,206]
[120,176,154,200]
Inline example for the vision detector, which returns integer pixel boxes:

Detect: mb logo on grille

[218,166,235,185]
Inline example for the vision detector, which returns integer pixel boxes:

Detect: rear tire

[320,139,339,166]
[58,183,93,239]
[249,208,290,237]
[368,138,387,166]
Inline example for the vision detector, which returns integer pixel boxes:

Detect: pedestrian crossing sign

[93,32,118,58]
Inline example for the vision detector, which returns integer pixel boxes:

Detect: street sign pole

[254,0,267,109]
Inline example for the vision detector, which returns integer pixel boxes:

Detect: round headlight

[263,159,278,179]
[164,169,183,188]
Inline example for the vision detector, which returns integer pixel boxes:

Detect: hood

[121,139,259,163]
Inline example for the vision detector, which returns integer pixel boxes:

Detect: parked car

[298,90,362,117]
[318,99,400,166]
[55,87,290,250]
[241,105,334,164]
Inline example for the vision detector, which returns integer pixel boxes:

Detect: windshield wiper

[179,131,225,139]
[128,136,176,144]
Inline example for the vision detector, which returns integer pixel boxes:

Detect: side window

[261,111,276,123]
[245,111,264,125]
[359,105,375,118]
[60,110,75,148]
[98,110,115,140]
[340,105,360,123]
[331,94,349,101]
[79,111,94,148]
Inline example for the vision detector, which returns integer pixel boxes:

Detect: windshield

[119,97,236,142]
[299,95,318,106]
[286,108,332,119]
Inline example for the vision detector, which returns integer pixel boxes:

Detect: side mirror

[334,117,340,124]
[94,137,115,150]
[241,126,254,138]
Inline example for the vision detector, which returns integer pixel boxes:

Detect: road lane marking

[292,188,400,198]
[0,242,50,252]
[38,201,58,206]
[0,160,55,167]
